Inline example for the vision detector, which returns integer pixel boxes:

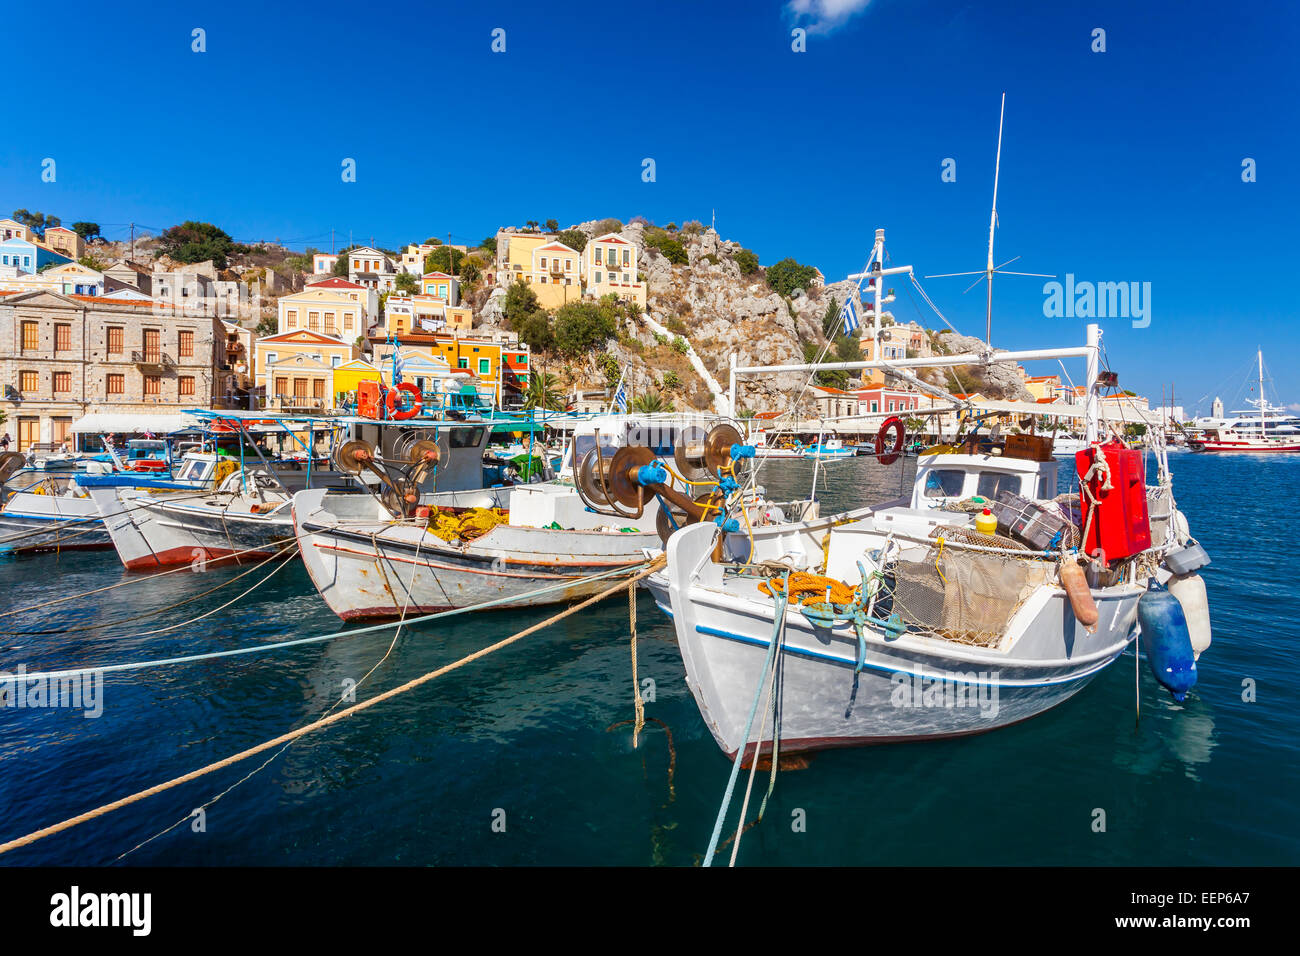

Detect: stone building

[0,289,224,451]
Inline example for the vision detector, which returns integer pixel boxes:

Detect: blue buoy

[1137,578,1197,702]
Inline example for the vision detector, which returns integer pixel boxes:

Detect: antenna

[924,93,1054,346]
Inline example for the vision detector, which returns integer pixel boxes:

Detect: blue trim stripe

[691,623,1123,688]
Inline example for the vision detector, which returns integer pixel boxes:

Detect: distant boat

[1188,350,1300,453]
[802,437,855,460]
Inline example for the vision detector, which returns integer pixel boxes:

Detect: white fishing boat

[0,462,110,553]
[293,414,815,620]
[802,436,855,460]
[748,429,804,459]
[645,318,1211,758]
[1188,351,1300,453]
[1050,433,1088,457]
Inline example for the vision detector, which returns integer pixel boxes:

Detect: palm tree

[632,390,670,413]
[523,372,562,411]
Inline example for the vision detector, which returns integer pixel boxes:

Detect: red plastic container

[1075,441,1151,562]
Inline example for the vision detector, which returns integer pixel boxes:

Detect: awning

[70,412,200,434]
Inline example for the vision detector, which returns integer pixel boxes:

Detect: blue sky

[3,0,1296,412]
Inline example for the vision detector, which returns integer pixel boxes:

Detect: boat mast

[985,93,1005,346]
[1259,348,1266,433]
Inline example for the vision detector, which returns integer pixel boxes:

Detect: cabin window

[450,426,485,448]
[922,469,966,498]
[976,472,1021,500]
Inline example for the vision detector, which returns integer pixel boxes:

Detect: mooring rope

[629,584,644,748]
[0,554,667,858]
[1,546,298,637]
[116,531,425,860]
[0,533,303,621]
[702,570,790,867]
[6,559,655,685]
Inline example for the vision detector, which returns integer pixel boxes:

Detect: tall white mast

[1259,348,1265,431]
[985,92,1005,346]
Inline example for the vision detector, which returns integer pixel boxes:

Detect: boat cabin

[911,453,1059,510]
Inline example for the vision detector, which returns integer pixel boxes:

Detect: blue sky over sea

[2,0,1295,411]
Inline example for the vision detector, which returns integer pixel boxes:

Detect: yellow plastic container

[975,508,997,535]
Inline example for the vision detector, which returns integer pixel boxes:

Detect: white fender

[1168,572,1212,659]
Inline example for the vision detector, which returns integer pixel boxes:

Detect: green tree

[632,390,669,413]
[504,282,542,324]
[394,272,419,295]
[553,300,617,356]
[12,209,60,237]
[515,311,555,352]
[834,333,861,363]
[424,246,464,275]
[544,219,559,232]
[733,248,760,274]
[480,236,498,256]
[256,314,278,336]
[458,255,483,285]
[159,221,236,269]
[71,222,101,241]
[765,257,818,297]
[644,228,687,264]
[78,254,108,271]
[523,371,563,411]
[803,340,848,389]
[598,353,621,388]
[523,371,561,410]
[557,228,588,253]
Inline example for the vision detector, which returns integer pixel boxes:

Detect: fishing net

[890,541,1052,647]
[426,507,507,543]
[1146,485,1173,546]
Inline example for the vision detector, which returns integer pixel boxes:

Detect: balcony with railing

[131,350,175,370]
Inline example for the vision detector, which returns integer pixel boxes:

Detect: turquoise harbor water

[0,452,1296,866]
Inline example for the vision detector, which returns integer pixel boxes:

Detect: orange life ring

[386,382,422,421]
[874,416,905,465]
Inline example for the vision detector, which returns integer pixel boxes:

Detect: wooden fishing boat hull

[88,487,294,570]
[292,488,660,620]
[652,521,1143,758]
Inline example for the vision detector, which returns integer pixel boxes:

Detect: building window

[458,358,467,369]
[21,321,38,352]
[308,312,320,331]
[623,249,630,267]
[53,371,71,392]
[19,370,37,393]
[344,313,354,331]
[144,329,160,362]
[593,249,603,265]
[594,271,602,283]
[178,330,194,357]
[107,327,124,354]
[325,312,336,335]
[144,375,161,396]
[275,377,287,397]
[313,379,325,400]
[106,373,124,395]
[287,310,298,329]
[179,376,195,396]
[55,323,71,352]
[479,358,490,375]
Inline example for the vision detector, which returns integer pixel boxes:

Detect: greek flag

[613,380,628,413]
[840,297,859,335]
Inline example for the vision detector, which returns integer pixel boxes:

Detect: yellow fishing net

[426,507,507,543]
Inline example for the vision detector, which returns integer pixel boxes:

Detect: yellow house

[419,271,460,304]
[1023,375,1061,402]
[445,304,473,331]
[254,329,358,409]
[585,233,645,307]
[42,226,85,260]
[0,219,33,241]
[526,241,582,309]
[277,283,368,340]
[331,358,383,396]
